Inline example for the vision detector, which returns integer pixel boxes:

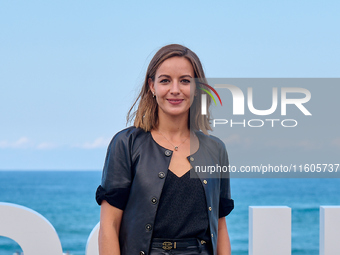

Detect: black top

[152,169,210,241]
[94,127,234,255]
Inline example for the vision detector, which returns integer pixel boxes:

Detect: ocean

[0,171,339,255]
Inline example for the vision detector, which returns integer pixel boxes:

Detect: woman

[96,44,234,255]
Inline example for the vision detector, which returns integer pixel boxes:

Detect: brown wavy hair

[126,44,212,134]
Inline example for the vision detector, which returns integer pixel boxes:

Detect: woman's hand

[98,200,123,255]
[217,217,231,255]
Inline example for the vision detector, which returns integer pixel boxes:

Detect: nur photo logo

[197,79,312,128]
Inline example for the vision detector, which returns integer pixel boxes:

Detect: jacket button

[151,197,157,204]
[209,207,212,211]
[211,233,214,237]
[145,224,152,231]
[165,150,172,156]
[140,251,145,255]
[158,172,165,179]
[203,180,207,184]
[190,156,194,161]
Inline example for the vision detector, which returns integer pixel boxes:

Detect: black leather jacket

[96,126,234,255]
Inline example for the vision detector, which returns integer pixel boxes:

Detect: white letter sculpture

[0,202,63,255]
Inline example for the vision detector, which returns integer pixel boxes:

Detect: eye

[160,79,170,83]
[181,79,191,84]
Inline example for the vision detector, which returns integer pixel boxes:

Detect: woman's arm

[98,200,124,255]
[217,217,231,255]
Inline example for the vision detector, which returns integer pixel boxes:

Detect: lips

[167,99,184,105]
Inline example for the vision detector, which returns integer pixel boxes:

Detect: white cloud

[37,142,57,150]
[0,136,111,150]
[0,137,58,150]
[222,134,252,148]
[13,137,30,148]
[223,134,241,144]
[0,137,31,149]
[77,137,110,149]
[0,141,7,148]
[331,137,340,147]
[296,140,317,149]
[220,135,319,151]
[265,139,317,150]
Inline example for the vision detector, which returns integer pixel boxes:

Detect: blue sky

[1,0,339,170]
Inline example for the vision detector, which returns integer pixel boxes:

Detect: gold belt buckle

[162,241,173,250]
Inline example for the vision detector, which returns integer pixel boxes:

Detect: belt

[151,238,207,251]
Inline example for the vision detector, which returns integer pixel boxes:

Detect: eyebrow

[157,74,193,79]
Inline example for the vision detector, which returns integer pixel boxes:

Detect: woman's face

[149,56,196,119]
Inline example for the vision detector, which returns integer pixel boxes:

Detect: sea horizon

[0,170,339,255]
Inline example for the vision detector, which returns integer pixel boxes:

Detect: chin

[167,110,189,117]
[159,105,190,117]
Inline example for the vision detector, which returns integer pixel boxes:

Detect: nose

[170,80,180,95]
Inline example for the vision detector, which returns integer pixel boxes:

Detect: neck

[156,111,189,137]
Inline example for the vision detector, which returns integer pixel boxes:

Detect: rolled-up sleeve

[219,142,234,218]
[96,130,133,210]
